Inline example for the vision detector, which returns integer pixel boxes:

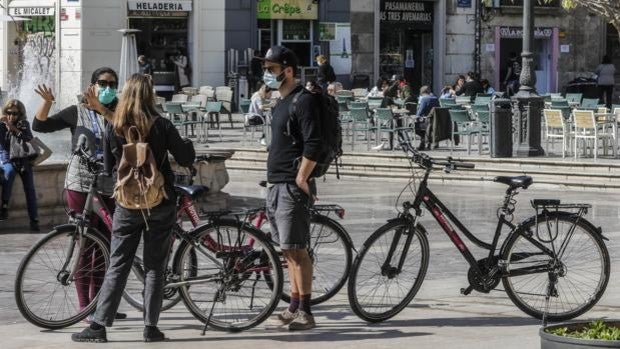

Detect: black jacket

[455,80,484,100]
[104,116,195,200]
[267,86,322,183]
[317,63,336,84]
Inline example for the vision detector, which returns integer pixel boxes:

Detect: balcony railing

[499,0,560,7]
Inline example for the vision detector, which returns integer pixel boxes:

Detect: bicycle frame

[404,168,554,278]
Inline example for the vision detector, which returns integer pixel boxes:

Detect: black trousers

[599,85,614,109]
[93,201,175,327]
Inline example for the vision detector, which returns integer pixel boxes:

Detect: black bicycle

[347,141,610,323]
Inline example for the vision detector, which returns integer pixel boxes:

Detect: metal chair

[439,98,457,108]
[171,94,188,103]
[449,109,478,155]
[565,93,583,105]
[348,107,375,150]
[573,109,616,159]
[581,98,600,110]
[455,96,472,105]
[374,108,414,151]
[205,101,223,141]
[215,89,234,128]
[164,102,187,136]
[351,88,369,98]
[190,94,208,107]
[543,109,570,157]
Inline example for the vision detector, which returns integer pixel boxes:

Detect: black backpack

[288,89,343,179]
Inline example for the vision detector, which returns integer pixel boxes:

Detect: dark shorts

[266,182,315,250]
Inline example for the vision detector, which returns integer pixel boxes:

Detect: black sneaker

[114,312,127,320]
[29,220,39,232]
[144,326,166,342]
[71,326,107,343]
[0,206,8,221]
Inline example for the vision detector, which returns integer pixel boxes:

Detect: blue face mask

[98,87,117,105]
[263,71,284,90]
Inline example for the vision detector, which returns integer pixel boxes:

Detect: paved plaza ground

[1,170,620,348]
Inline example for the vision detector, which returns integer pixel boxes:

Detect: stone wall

[1,155,232,232]
[2,162,68,231]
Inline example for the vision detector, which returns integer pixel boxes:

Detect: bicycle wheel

[15,225,110,329]
[348,219,429,323]
[279,215,353,305]
[173,220,283,332]
[123,237,191,312]
[502,212,610,321]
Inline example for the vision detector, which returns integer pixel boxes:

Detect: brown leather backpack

[112,123,168,212]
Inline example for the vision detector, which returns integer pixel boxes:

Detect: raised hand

[34,84,55,103]
[82,84,104,113]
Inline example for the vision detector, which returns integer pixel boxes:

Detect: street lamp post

[514,0,545,156]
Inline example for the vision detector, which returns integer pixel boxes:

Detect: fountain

[8,32,71,160]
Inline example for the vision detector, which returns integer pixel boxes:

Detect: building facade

[0,0,228,106]
[351,0,609,95]
[0,0,611,106]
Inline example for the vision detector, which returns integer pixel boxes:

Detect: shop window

[282,20,310,41]
[279,20,313,66]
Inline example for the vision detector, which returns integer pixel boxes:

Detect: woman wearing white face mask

[32,67,126,322]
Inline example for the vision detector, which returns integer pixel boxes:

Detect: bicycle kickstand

[201,284,226,336]
[541,272,558,328]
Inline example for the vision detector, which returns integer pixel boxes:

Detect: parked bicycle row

[13,47,610,343]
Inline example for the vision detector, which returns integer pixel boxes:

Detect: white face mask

[263,71,284,89]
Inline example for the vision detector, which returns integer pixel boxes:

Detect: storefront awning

[8,0,55,17]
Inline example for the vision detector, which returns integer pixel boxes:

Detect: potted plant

[541,320,620,348]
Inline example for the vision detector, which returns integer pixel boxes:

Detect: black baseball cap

[258,45,299,69]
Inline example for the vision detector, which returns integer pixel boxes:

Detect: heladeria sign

[127,0,192,12]
[380,1,433,29]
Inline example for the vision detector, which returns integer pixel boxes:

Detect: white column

[0,2,6,91]
[79,0,123,87]
[195,0,226,87]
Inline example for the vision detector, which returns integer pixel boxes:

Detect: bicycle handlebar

[73,135,102,173]
[399,140,475,172]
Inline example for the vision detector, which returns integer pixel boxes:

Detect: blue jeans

[2,162,38,221]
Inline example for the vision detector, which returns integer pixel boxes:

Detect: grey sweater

[32,104,109,194]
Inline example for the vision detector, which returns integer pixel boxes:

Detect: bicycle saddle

[493,175,533,189]
[174,184,208,199]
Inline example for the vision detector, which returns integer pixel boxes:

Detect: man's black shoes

[144,326,166,342]
[71,326,107,343]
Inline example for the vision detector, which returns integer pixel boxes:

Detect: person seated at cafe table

[368,77,389,98]
[415,85,439,151]
[455,71,484,102]
[326,82,343,96]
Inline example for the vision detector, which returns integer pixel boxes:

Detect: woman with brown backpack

[71,74,195,343]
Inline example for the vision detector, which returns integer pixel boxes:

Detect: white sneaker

[260,138,267,146]
[288,310,316,331]
[272,309,297,326]
[372,142,385,151]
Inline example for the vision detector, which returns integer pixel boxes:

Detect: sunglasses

[96,80,118,89]
[5,111,20,116]
[262,65,284,74]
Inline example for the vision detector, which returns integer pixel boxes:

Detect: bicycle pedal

[460,286,474,296]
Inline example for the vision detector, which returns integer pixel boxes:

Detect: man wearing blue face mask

[32,67,127,322]
[260,46,322,330]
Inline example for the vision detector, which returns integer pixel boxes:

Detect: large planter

[541,322,620,348]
